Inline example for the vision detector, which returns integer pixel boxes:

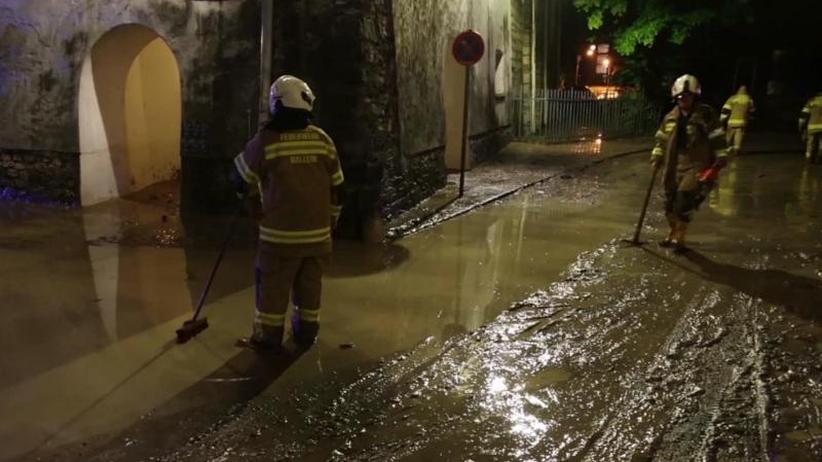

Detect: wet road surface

[3,149,821,461]
[387,137,650,239]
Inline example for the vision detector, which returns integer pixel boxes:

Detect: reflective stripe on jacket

[720,94,754,128]
[651,103,727,193]
[800,95,822,134]
[235,125,344,256]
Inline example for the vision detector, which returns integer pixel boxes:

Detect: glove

[651,156,663,169]
[699,167,719,183]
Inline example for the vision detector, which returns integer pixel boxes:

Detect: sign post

[452,30,485,198]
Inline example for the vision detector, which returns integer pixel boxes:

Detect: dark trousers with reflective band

[807,132,821,161]
[664,162,713,223]
[254,256,325,342]
[665,188,707,223]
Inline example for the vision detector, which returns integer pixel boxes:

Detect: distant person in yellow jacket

[720,85,755,155]
[799,90,822,164]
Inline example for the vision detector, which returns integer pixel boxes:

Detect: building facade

[0,0,555,236]
[0,0,260,208]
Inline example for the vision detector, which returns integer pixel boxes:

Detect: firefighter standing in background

[651,74,729,252]
[720,85,755,154]
[799,90,822,164]
[234,75,344,352]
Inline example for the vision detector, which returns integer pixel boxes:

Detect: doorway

[78,24,182,206]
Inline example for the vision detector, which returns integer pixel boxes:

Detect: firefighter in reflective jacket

[234,75,344,351]
[799,91,822,164]
[651,74,729,252]
[720,85,755,154]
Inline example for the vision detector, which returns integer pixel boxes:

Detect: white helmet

[269,75,315,115]
[671,74,701,98]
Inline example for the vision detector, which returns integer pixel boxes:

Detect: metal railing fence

[511,89,661,142]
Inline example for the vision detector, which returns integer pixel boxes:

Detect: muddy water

[6,153,822,461]
[1,162,633,461]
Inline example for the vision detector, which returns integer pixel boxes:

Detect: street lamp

[576,45,597,86]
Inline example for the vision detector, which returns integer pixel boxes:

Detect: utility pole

[259,0,274,125]
[530,0,537,131]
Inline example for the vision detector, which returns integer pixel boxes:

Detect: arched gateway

[78,24,182,205]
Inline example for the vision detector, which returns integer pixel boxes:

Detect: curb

[389,147,649,241]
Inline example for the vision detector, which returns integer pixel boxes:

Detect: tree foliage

[573,0,736,56]
[572,0,822,101]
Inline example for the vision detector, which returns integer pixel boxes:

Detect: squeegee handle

[190,204,244,322]
[632,163,661,244]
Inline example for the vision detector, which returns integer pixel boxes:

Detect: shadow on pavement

[642,247,822,323]
[325,240,410,278]
[23,345,305,462]
[17,340,179,461]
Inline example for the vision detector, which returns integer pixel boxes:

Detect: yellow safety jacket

[235,125,344,256]
[799,94,822,134]
[720,93,755,128]
[652,104,727,193]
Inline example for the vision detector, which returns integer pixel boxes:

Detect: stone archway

[78,24,182,206]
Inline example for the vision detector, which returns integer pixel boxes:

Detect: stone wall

[0,0,260,207]
[241,0,524,230]
[1,0,536,236]
[471,126,513,164]
[384,0,517,219]
[392,0,513,154]
[268,0,398,238]
[510,0,533,131]
[362,0,419,223]
[0,148,78,203]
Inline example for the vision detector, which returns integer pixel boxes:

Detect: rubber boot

[672,220,689,254]
[659,213,677,247]
[238,325,283,354]
[292,310,320,348]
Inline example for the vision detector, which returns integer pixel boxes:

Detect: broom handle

[632,162,661,244]
[191,202,244,321]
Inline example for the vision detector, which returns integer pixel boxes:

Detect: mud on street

[7,151,822,462]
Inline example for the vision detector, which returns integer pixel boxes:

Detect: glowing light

[586,49,594,57]
[593,135,603,154]
[489,376,508,394]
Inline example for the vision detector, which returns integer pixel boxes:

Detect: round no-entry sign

[452,30,485,66]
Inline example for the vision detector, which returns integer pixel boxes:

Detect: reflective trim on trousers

[299,308,321,322]
[259,226,332,244]
[255,311,285,327]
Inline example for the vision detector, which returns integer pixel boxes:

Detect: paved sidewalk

[387,137,652,238]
